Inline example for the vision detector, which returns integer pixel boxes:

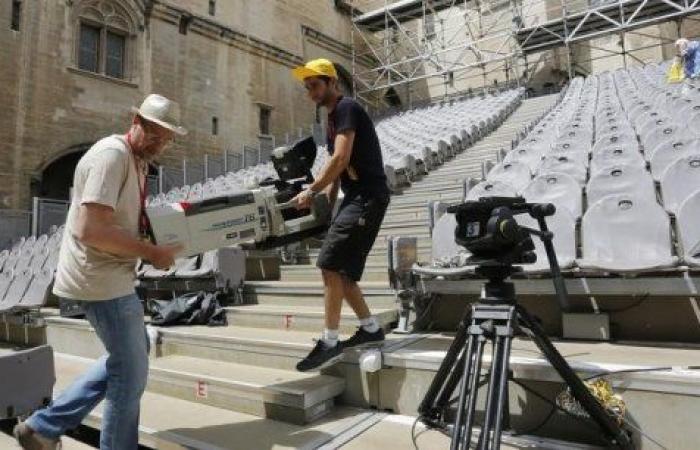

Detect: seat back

[660,154,700,214]
[590,145,646,176]
[431,213,463,265]
[465,180,518,201]
[522,172,582,218]
[0,345,55,419]
[587,164,656,208]
[676,189,700,264]
[486,161,532,192]
[650,138,700,180]
[517,208,577,271]
[581,195,673,267]
[538,155,588,185]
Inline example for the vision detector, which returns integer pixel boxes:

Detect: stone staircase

[2,94,567,449]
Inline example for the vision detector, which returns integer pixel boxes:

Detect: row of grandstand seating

[431,63,700,273]
[145,89,525,207]
[0,226,63,312]
[0,87,528,309]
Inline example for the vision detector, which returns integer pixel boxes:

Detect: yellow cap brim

[292,66,324,82]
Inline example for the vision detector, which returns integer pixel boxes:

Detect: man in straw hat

[14,94,186,450]
[290,59,391,372]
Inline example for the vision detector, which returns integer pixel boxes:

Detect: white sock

[360,316,380,334]
[321,328,339,347]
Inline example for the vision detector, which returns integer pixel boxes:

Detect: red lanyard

[126,132,150,236]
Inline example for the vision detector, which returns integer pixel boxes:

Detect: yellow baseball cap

[292,58,338,82]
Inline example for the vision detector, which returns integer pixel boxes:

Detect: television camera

[147,136,331,256]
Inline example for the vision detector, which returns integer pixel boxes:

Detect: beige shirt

[53,135,143,301]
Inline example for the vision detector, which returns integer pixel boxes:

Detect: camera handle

[519,215,572,313]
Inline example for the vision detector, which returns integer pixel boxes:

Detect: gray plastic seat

[0,345,54,420]
[650,138,700,180]
[640,124,694,154]
[592,134,638,154]
[0,268,33,312]
[675,189,700,266]
[465,180,518,201]
[586,164,656,208]
[430,212,465,266]
[660,154,700,214]
[578,195,677,272]
[522,172,582,218]
[0,270,13,300]
[486,161,532,192]
[537,155,588,185]
[517,208,576,272]
[552,138,591,155]
[18,267,54,309]
[590,145,646,175]
[503,146,545,172]
[0,250,9,273]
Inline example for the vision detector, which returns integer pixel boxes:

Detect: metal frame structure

[350,0,700,105]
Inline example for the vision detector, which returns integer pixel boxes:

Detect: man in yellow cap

[291,58,390,372]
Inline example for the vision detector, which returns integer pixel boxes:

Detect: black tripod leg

[515,305,635,450]
[461,334,486,450]
[419,307,471,421]
[492,323,513,450]
[451,333,478,450]
[479,324,506,450]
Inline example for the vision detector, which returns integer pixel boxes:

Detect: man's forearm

[81,224,155,260]
[310,156,348,193]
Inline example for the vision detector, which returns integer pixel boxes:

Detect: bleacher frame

[350,0,700,107]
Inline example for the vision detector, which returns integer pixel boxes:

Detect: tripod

[417,264,634,450]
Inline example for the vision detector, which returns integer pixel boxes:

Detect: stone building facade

[0,0,368,209]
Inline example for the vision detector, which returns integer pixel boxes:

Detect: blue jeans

[27,293,149,449]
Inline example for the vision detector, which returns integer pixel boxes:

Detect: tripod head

[448,196,571,311]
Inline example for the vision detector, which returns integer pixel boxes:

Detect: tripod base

[417,277,634,450]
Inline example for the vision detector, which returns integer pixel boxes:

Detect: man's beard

[138,144,164,163]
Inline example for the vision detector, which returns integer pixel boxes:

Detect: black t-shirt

[327,96,388,196]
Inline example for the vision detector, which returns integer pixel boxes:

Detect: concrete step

[245,276,396,306]
[50,354,379,449]
[0,429,94,450]
[279,263,390,283]
[224,303,398,334]
[147,354,345,424]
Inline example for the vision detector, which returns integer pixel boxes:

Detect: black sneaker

[341,327,385,349]
[296,339,344,372]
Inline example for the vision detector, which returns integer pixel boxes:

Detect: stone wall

[0,0,364,209]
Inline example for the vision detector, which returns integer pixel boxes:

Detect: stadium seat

[578,195,677,272]
[465,180,518,201]
[640,124,694,154]
[649,138,700,180]
[18,267,54,310]
[503,146,546,172]
[590,145,647,175]
[0,345,54,420]
[431,212,465,266]
[660,154,700,214]
[0,268,33,312]
[675,189,700,266]
[586,164,656,208]
[486,161,532,192]
[537,155,587,185]
[516,208,577,272]
[522,172,582,218]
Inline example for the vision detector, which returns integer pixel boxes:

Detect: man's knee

[321,269,343,283]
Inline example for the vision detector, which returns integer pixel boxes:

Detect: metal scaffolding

[350,0,700,106]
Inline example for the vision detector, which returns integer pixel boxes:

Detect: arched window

[74,0,138,80]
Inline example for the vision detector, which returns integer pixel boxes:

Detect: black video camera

[448,196,555,266]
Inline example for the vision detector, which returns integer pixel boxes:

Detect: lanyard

[126,132,150,237]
